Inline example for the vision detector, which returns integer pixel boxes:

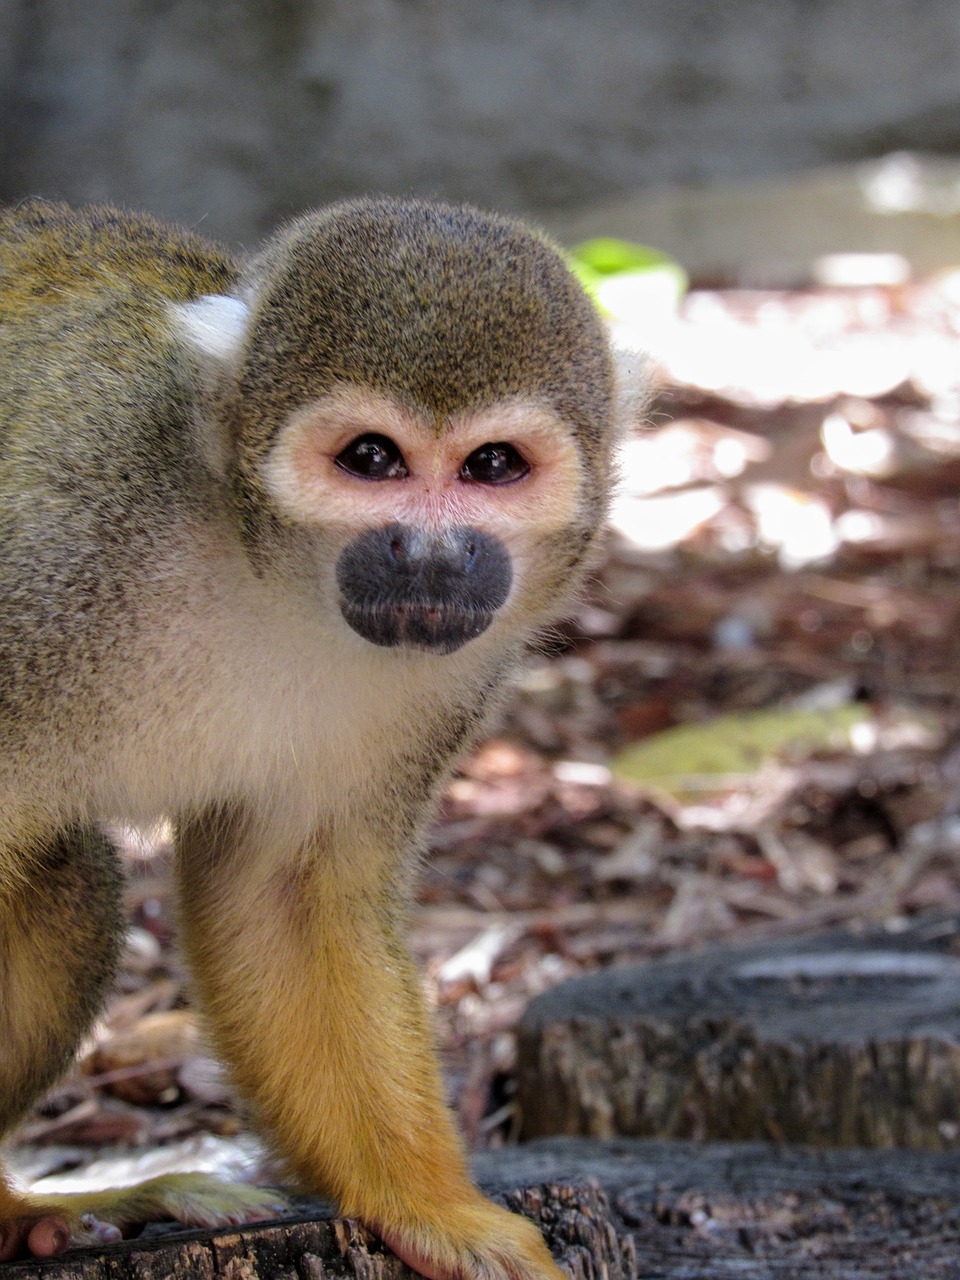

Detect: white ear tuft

[171,294,250,366]
[611,345,652,432]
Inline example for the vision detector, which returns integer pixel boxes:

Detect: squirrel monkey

[0,197,616,1278]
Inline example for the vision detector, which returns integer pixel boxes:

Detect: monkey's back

[0,202,235,321]
[0,203,240,762]
[0,200,238,474]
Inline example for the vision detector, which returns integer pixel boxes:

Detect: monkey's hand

[0,1173,287,1260]
[377,1194,565,1280]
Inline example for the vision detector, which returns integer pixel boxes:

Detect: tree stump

[13,1139,960,1279]
[516,914,960,1147]
[0,1181,636,1280]
[478,1137,960,1278]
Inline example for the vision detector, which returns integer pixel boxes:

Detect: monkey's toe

[77,1211,124,1245]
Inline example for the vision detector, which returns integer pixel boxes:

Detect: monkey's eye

[459,443,530,486]
[335,434,409,480]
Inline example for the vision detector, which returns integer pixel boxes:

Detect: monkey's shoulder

[0,200,238,321]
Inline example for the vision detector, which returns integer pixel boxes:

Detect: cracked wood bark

[516,912,960,1147]
[481,1138,960,1279]
[0,1182,636,1280]
[10,1141,959,1280]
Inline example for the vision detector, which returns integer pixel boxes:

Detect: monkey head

[175,198,617,655]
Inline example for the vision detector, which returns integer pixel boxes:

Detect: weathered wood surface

[0,1180,635,1280]
[478,1138,960,1278]
[516,914,960,1148]
[7,1140,960,1278]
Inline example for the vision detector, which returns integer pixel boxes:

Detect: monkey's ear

[170,296,251,476]
[171,295,250,369]
[611,346,651,432]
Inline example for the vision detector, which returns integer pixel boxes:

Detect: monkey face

[174,201,618,652]
[260,385,594,655]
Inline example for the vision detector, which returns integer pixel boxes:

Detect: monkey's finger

[9,1213,69,1259]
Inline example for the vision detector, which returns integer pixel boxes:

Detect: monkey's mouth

[335,523,511,655]
[339,599,496,654]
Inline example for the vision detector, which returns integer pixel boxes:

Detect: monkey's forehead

[240,299,613,439]
[240,205,613,427]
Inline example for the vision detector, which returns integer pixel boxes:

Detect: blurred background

[3,0,960,280]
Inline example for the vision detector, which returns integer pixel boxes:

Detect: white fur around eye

[171,294,250,365]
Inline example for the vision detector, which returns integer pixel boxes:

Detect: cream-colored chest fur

[92,524,485,833]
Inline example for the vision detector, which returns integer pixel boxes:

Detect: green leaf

[570,237,680,277]
[567,237,688,320]
[612,704,869,789]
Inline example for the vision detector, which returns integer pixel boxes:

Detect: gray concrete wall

[3,1,960,244]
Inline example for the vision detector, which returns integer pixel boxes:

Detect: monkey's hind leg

[0,825,284,1260]
[0,824,127,1258]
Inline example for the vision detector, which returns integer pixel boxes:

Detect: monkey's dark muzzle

[336,523,512,654]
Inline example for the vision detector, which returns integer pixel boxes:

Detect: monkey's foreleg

[177,807,564,1280]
